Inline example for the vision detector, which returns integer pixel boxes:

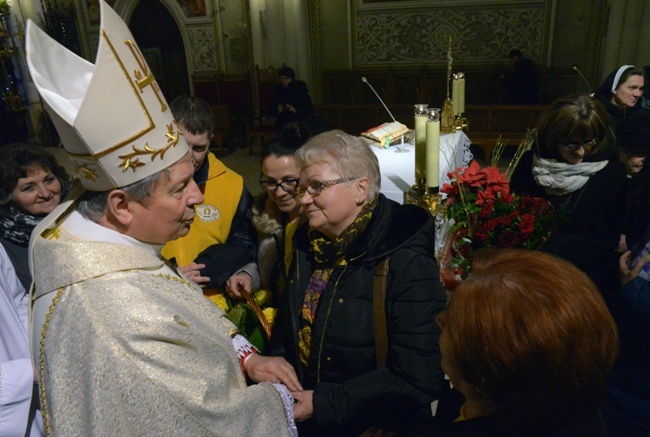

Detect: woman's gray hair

[295,130,381,198]
[76,169,169,222]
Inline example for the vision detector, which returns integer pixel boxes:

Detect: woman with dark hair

[0,143,70,290]
[594,65,649,127]
[268,66,314,134]
[510,94,627,297]
[0,144,69,437]
[616,114,650,252]
[227,123,310,298]
[435,248,618,435]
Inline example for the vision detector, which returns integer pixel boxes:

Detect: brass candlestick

[441,37,455,132]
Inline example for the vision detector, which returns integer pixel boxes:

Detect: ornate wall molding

[354,2,550,67]
[187,26,218,71]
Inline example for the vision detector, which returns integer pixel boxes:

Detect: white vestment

[31,210,290,436]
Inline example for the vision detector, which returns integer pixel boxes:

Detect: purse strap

[373,257,390,368]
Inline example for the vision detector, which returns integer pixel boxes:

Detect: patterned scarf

[0,202,45,247]
[0,182,69,247]
[297,197,377,367]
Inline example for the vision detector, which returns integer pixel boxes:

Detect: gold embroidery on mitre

[118,123,180,172]
[75,163,98,182]
[66,30,157,163]
[124,39,167,113]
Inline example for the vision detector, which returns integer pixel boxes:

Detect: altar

[370,131,473,204]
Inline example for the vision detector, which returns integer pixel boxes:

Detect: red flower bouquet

[439,160,557,289]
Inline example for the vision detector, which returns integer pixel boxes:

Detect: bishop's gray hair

[76,168,170,222]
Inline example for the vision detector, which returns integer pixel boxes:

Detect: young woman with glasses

[240,123,310,298]
[510,94,627,301]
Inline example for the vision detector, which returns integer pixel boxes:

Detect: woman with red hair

[435,249,618,435]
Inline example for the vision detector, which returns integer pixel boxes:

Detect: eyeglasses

[296,177,358,198]
[559,139,598,153]
[259,175,300,194]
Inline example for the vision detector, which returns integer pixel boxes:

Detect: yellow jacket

[162,152,244,268]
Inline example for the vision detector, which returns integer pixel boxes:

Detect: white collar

[62,210,164,258]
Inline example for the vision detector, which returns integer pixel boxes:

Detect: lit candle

[414,104,428,181]
[426,108,440,188]
[458,76,465,115]
[451,78,459,116]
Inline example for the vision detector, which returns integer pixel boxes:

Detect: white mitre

[26,0,188,191]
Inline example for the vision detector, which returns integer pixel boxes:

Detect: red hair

[447,248,618,432]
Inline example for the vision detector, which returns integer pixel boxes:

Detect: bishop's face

[128,154,204,244]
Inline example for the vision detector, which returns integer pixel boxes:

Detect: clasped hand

[245,354,302,392]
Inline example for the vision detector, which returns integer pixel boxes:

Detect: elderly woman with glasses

[268,130,447,435]
[511,94,627,299]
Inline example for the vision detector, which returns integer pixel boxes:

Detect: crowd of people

[2,3,650,435]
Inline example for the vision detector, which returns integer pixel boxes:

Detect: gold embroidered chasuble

[31,211,288,436]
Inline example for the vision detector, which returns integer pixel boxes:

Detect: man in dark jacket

[162,96,259,296]
[269,66,314,134]
[502,49,539,104]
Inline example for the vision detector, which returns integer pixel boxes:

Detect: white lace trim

[265,383,298,437]
[231,334,258,360]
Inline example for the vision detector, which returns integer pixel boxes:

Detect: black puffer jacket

[270,194,447,435]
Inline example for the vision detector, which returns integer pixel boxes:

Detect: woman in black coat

[510,94,627,299]
[269,130,447,436]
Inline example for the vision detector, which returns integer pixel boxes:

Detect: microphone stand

[572,65,592,95]
[361,76,408,152]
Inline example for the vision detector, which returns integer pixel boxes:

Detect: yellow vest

[162,153,244,267]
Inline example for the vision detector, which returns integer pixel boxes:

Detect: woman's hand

[225,272,252,299]
[292,390,314,421]
[619,250,647,286]
[245,354,303,392]
[178,262,210,288]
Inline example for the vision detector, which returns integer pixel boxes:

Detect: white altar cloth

[370,131,472,204]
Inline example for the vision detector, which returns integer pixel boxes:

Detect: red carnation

[498,230,520,248]
[519,214,536,235]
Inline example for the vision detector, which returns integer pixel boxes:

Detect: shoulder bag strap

[373,257,390,368]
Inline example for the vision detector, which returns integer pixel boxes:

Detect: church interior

[0,0,649,183]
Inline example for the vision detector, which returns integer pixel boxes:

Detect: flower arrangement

[212,290,277,353]
[440,160,557,288]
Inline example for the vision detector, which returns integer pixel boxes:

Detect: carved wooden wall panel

[355,2,549,66]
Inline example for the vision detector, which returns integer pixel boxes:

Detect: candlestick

[414,104,428,180]
[426,108,440,189]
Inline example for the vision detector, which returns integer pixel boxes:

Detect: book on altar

[361,121,410,148]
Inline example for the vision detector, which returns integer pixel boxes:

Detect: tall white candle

[458,77,465,115]
[426,109,440,188]
[414,104,428,181]
[452,79,460,116]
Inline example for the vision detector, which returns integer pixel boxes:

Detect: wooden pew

[464,104,547,160]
